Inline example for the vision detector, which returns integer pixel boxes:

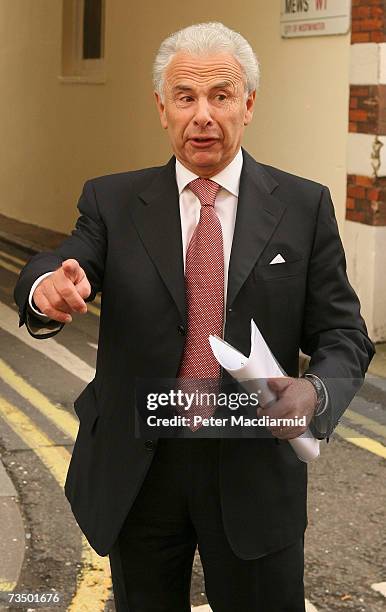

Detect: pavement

[0,214,385,612]
[0,460,24,594]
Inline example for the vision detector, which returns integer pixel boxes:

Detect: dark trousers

[108,438,306,612]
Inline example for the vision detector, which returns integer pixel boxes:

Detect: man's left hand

[256,377,317,440]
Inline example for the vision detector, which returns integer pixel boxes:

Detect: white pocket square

[269,254,286,265]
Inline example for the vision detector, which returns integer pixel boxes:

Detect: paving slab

[0,459,25,597]
[0,457,17,497]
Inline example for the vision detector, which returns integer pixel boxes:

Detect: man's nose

[193,98,214,127]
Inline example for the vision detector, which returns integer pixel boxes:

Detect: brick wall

[349,85,386,134]
[347,174,386,224]
[347,1,386,225]
[351,0,386,44]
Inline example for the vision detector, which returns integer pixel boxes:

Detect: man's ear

[243,90,256,126]
[154,91,168,129]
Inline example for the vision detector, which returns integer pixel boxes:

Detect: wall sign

[281,0,351,38]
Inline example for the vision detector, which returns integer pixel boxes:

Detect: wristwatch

[304,374,327,416]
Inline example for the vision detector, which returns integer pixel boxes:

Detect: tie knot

[188,178,221,207]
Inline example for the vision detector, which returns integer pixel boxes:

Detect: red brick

[346,210,366,223]
[356,122,378,134]
[347,186,366,198]
[370,6,384,17]
[349,122,358,132]
[360,18,384,31]
[352,20,362,32]
[351,86,370,97]
[349,109,369,122]
[346,198,355,210]
[355,176,375,187]
[370,31,386,42]
[367,188,381,200]
[352,20,363,32]
[351,32,371,43]
[350,97,358,109]
[352,6,371,18]
[376,202,386,225]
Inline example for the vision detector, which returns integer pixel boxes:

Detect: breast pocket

[73,381,100,434]
[254,257,305,281]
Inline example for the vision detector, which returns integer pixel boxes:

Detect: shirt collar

[175,148,243,197]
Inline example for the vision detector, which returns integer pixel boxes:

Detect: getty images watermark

[146,389,306,429]
[134,379,309,438]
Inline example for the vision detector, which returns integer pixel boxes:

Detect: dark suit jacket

[14,148,375,558]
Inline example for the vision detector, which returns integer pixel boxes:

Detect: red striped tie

[177,178,224,431]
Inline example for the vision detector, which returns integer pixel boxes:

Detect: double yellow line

[336,409,386,459]
[0,358,111,610]
[0,249,101,317]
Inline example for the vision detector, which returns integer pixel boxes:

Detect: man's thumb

[61,259,81,282]
[267,377,292,395]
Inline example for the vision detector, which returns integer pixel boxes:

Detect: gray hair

[153,22,260,101]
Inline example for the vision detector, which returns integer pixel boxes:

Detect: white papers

[209,320,320,463]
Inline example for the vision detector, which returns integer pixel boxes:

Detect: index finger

[53,273,88,313]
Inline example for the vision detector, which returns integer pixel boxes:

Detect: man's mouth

[189,137,218,147]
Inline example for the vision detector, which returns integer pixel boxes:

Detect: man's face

[155,52,256,177]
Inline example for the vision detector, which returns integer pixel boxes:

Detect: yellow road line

[0,358,78,439]
[336,424,386,459]
[0,396,71,485]
[0,249,26,267]
[86,302,100,317]
[0,581,17,592]
[0,396,111,610]
[0,257,20,276]
[344,408,386,441]
[0,256,100,317]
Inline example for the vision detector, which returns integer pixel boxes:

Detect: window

[61,0,106,82]
[83,0,103,59]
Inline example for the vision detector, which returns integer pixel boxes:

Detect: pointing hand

[32,259,91,323]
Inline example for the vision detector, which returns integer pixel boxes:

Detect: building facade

[0,0,384,339]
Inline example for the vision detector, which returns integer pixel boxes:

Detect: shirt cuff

[28,272,56,319]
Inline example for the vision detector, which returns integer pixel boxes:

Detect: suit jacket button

[145,439,155,451]
[177,325,186,336]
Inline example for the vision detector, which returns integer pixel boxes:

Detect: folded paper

[209,320,320,462]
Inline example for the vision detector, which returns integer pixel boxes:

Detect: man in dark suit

[14,22,374,612]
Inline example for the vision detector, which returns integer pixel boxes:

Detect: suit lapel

[133,156,186,322]
[227,149,286,307]
[130,149,286,320]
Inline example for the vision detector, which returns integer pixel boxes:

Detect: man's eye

[216,94,227,101]
[180,96,194,102]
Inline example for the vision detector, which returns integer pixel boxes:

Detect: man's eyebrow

[172,81,233,92]
[172,85,194,92]
[211,81,233,89]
